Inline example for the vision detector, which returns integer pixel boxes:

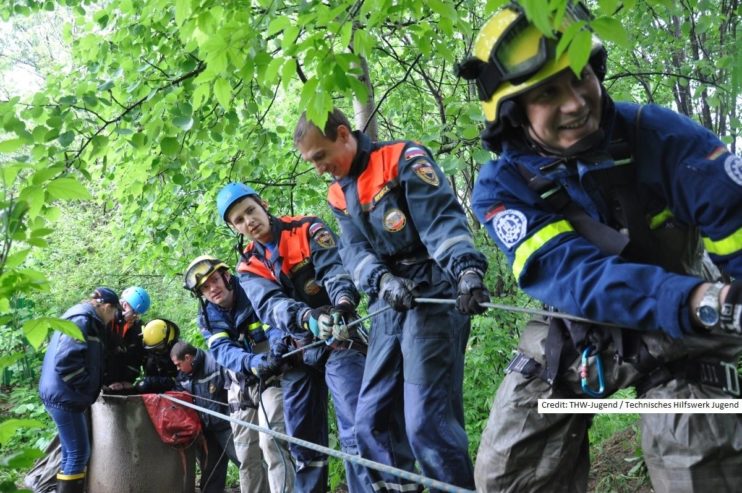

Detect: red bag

[141,391,202,447]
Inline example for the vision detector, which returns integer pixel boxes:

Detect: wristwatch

[695,282,724,330]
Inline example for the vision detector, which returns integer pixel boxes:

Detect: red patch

[484,203,505,221]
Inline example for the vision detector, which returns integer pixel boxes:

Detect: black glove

[379,273,416,311]
[331,301,356,323]
[720,281,742,334]
[456,269,490,315]
[249,353,282,380]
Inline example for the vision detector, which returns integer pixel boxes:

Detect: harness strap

[635,358,742,398]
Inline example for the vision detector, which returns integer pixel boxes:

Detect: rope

[160,393,476,493]
[414,297,627,328]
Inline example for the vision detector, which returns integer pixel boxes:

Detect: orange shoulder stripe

[357,142,405,207]
[328,182,346,211]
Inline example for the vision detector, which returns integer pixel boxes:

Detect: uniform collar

[342,130,372,182]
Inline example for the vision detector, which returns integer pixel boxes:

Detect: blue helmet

[216,182,259,223]
[121,286,151,315]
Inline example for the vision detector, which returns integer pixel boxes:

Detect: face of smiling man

[519,64,603,153]
[295,124,357,179]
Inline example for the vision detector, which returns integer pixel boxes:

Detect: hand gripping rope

[161,393,476,493]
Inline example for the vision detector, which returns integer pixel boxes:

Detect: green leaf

[46,177,93,201]
[175,0,192,26]
[591,17,631,49]
[4,248,31,269]
[160,136,180,155]
[23,317,84,349]
[267,15,291,36]
[0,352,24,371]
[191,84,210,110]
[130,133,147,149]
[0,419,43,446]
[0,138,24,153]
[58,131,75,147]
[19,186,45,219]
[214,78,231,110]
[173,116,194,132]
[567,29,593,76]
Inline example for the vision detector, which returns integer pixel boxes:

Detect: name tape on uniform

[538,399,742,414]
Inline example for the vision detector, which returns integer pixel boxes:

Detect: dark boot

[56,472,85,493]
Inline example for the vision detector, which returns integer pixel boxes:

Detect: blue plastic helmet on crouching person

[216,182,259,223]
[121,286,151,315]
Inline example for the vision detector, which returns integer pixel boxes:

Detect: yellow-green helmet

[457,1,604,125]
[183,255,229,295]
[142,318,180,351]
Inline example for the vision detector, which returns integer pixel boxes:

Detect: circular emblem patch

[314,229,336,249]
[304,279,321,296]
[492,209,527,249]
[209,382,217,395]
[724,154,742,186]
[412,161,440,186]
[383,209,407,232]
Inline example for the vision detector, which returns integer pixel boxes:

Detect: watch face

[698,305,720,327]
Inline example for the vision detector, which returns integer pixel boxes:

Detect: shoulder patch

[723,154,742,186]
[308,222,336,248]
[411,161,440,186]
[492,209,527,249]
[404,146,427,161]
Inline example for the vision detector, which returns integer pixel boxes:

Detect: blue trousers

[355,262,474,492]
[45,404,90,475]
[282,345,372,493]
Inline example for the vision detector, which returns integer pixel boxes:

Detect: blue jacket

[198,276,279,375]
[327,131,488,295]
[175,349,229,431]
[39,303,105,411]
[237,215,359,338]
[472,102,742,339]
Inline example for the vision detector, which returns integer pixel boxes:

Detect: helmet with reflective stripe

[217,182,259,223]
[121,286,151,315]
[456,1,604,125]
[183,255,229,294]
[142,318,180,351]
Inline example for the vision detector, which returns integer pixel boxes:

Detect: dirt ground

[588,427,654,493]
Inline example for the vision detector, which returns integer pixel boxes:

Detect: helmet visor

[184,260,217,292]
[477,2,593,101]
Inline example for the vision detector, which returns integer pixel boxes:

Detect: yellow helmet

[457,1,603,125]
[142,319,180,351]
[183,255,229,294]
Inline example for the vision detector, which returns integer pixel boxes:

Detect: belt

[636,358,741,398]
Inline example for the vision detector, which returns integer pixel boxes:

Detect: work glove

[379,273,416,311]
[720,281,742,335]
[306,306,334,340]
[456,269,490,315]
[249,353,282,380]
[329,301,356,341]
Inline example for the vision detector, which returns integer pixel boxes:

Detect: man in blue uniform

[293,108,490,492]
[183,255,294,493]
[456,2,742,492]
[216,182,372,493]
[172,341,240,493]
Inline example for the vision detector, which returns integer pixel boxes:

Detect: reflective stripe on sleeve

[512,220,574,279]
[353,253,376,286]
[703,225,742,256]
[649,207,673,230]
[207,331,230,349]
[61,367,85,382]
[247,321,264,333]
[432,234,472,260]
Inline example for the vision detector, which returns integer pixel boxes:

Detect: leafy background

[0,0,739,491]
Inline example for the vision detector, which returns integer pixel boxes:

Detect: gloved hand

[379,273,416,311]
[270,338,290,359]
[306,306,334,340]
[720,281,742,335]
[456,269,490,315]
[329,301,356,341]
[249,353,282,380]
